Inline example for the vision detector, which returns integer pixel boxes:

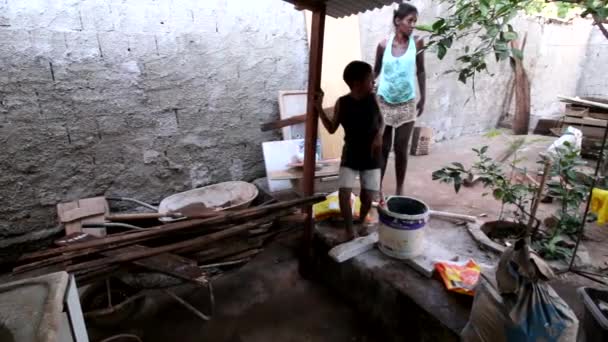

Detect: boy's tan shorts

[338,167,381,191]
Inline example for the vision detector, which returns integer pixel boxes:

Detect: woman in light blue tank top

[373,3,426,196]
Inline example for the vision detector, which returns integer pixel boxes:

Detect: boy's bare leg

[394,122,415,196]
[358,189,377,236]
[339,187,357,240]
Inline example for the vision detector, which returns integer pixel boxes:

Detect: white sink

[0,272,75,342]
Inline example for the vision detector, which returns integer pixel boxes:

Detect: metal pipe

[572,269,608,286]
[199,258,250,269]
[82,222,146,231]
[106,196,159,211]
[162,284,214,322]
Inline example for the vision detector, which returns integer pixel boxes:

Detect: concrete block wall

[0,0,308,248]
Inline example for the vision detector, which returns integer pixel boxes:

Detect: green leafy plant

[420,0,608,84]
[536,234,575,260]
[432,145,537,224]
[546,141,589,233]
[432,139,592,261]
[535,140,590,259]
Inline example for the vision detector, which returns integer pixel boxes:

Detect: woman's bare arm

[415,37,426,116]
[373,39,387,79]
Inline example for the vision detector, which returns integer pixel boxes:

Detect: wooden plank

[511,36,530,135]
[64,215,280,273]
[564,104,589,118]
[102,245,207,285]
[20,195,325,263]
[563,116,607,128]
[268,161,339,180]
[557,124,604,139]
[261,114,306,132]
[301,6,326,272]
[558,95,608,111]
[260,106,335,132]
[589,112,608,121]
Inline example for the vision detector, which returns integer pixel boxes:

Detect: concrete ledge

[313,232,473,341]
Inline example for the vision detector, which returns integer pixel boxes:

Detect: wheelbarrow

[79,255,254,327]
[105,181,259,223]
[79,270,216,327]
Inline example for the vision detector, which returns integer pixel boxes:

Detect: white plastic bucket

[377,196,430,259]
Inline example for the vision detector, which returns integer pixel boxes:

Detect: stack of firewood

[12,195,323,286]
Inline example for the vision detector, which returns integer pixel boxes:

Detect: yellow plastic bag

[435,259,481,296]
[590,187,608,225]
[313,191,361,221]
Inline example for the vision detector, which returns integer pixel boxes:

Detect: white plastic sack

[547,126,582,157]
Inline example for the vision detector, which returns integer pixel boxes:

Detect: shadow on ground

[87,237,383,342]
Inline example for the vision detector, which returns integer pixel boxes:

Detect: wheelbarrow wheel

[80,278,145,328]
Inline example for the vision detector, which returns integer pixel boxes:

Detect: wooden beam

[261,114,306,132]
[260,106,334,132]
[19,195,325,263]
[300,5,326,275]
[558,95,608,111]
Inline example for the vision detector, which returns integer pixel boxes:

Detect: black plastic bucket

[578,287,608,342]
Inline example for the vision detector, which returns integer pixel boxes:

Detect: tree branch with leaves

[418,0,608,84]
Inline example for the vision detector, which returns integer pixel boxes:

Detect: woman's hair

[393,3,418,26]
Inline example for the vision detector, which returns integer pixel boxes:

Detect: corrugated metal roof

[283,0,398,18]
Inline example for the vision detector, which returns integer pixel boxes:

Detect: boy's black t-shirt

[338,93,383,171]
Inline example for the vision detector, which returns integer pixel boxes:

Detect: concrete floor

[381,132,555,217]
[380,132,608,271]
[89,238,383,342]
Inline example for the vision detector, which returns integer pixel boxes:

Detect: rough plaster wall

[511,17,593,126]
[358,0,512,141]
[359,2,604,137]
[577,27,608,97]
[0,0,308,248]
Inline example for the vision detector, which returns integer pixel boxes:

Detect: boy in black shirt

[315,61,384,240]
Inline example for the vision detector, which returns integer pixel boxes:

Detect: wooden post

[300,5,326,276]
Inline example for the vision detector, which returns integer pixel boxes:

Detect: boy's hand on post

[314,89,325,113]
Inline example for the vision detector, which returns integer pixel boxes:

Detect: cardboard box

[410,127,433,156]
